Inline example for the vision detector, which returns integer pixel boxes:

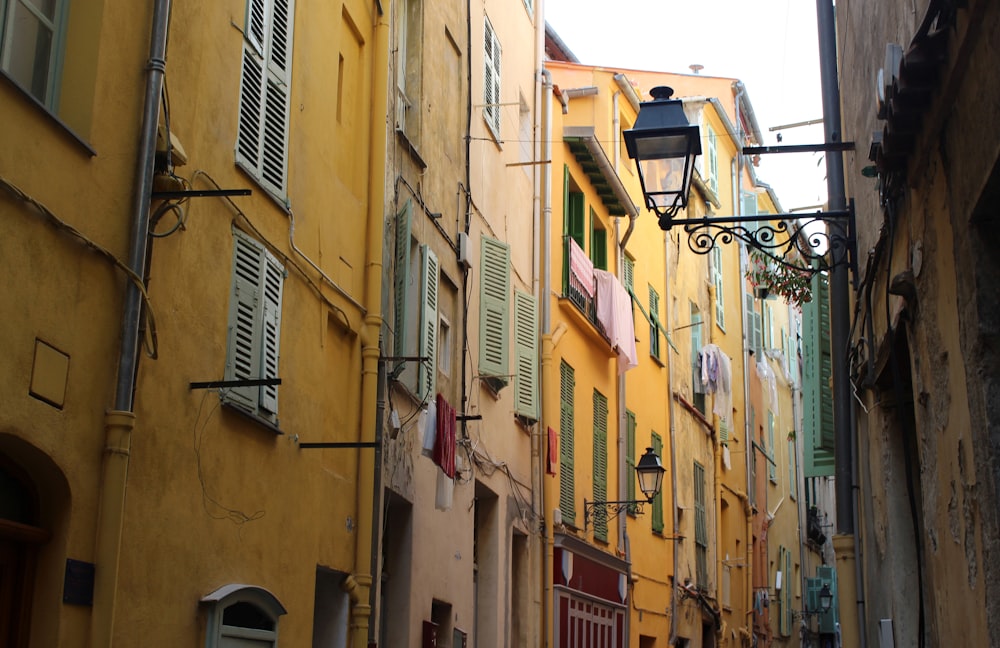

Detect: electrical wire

[0,174,160,359]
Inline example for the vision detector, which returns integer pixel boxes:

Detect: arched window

[201,584,286,648]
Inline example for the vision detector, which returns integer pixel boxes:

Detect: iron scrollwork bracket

[583,498,646,531]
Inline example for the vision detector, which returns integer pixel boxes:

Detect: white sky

[544,0,830,212]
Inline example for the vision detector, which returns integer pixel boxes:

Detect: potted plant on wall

[746,247,813,307]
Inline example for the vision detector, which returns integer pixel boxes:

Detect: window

[648,286,661,361]
[558,361,575,525]
[768,411,777,482]
[202,584,286,648]
[745,292,762,357]
[712,246,725,330]
[224,229,284,427]
[393,201,439,401]
[513,291,538,420]
[236,0,296,200]
[694,461,708,589]
[590,208,607,270]
[438,315,451,377]
[592,390,608,542]
[788,437,797,499]
[691,305,705,414]
[651,432,664,533]
[705,124,718,195]
[0,0,67,108]
[625,410,637,514]
[482,16,501,138]
[395,0,422,142]
[479,235,510,390]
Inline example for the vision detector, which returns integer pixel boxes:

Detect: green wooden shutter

[648,287,660,360]
[592,390,609,541]
[784,548,794,635]
[789,437,797,498]
[625,410,636,512]
[393,202,412,368]
[479,236,510,380]
[568,192,586,248]
[418,245,439,402]
[694,461,708,587]
[623,256,634,293]
[768,411,776,481]
[802,271,834,477]
[719,418,729,444]
[651,432,664,533]
[226,230,267,411]
[562,165,570,294]
[513,291,539,419]
[559,361,576,525]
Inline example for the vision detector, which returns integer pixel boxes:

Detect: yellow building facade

[1,0,388,646]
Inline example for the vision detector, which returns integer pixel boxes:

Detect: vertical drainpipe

[531,4,547,646]
[93,2,170,646]
[539,67,555,648]
[664,232,680,647]
[349,3,389,647]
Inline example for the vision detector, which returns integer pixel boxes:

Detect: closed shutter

[568,193,586,248]
[784,548,794,635]
[418,245,439,402]
[719,418,729,443]
[592,390,609,542]
[259,247,284,414]
[237,0,295,198]
[226,229,283,422]
[694,461,708,587]
[513,291,539,419]
[648,287,661,360]
[479,236,510,379]
[625,410,636,512]
[227,230,266,410]
[559,361,575,525]
[651,432,664,533]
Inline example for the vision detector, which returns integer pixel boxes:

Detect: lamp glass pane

[634,132,692,159]
[639,157,686,194]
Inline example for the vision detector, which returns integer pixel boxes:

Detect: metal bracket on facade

[190,378,282,389]
[152,188,252,200]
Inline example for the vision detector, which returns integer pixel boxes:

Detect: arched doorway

[0,455,51,648]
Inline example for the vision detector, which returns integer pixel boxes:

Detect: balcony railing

[563,236,608,340]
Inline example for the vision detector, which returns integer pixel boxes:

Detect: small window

[0,0,68,109]
[202,584,286,648]
[224,229,285,427]
[438,314,451,378]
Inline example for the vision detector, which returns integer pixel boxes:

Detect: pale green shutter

[803,271,834,477]
[259,247,284,415]
[592,390,609,541]
[226,230,266,411]
[623,257,634,293]
[784,548,794,635]
[651,432,664,533]
[625,410,636,512]
[559,361,576,525]
[418,245,438,402]
[393,202,412,367]
[513,291,539,419]
[694,461,708,587]
[768,411,776,481]
[789,437,797,498]
[648,287,661,360]
[479,236,510,379]
[719,418,729,444]
[713,246,725,330]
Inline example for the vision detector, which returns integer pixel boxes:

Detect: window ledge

[557,297,615,357]
[395,128,427,170]
[222,400,283,435]
[1,72,96,157]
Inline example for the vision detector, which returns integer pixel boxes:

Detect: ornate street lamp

[626,86,857,276]
[818,584,833,613]
[623,86,701,230]
[584,447,666,530]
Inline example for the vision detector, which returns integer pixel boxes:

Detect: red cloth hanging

[547,426,558,475]
[434,394,456,478]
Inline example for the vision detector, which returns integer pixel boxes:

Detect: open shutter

[559,361,575,525]
[479,236,510,379]
[568,193,586,248]
[592,390,609,541]
[236,45,265,173]
[651,432,664,532]
[226,230,266,410]
[259,247,284,415]
[418,245,439,402]
[694,461,708,586]
[261,0,293,195]
[625,410,636,511]
[393,201,413,364]
[483,17,501,136]
[513,291,538,420]
[803,271,834,476]
[713,246,725,329]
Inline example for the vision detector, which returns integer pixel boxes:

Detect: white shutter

[418,245,439,402]
[259,248,284,414]
[236,0,294,198]
[226,230,266,410]
[513,291,538,420]
[483,17,501,136]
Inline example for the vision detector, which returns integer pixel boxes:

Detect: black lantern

[635,446,666,502]
[818,584,833,612]
[584,447,666,530]
[624,86,701,229]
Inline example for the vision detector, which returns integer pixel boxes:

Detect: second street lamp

[585,447,666,531]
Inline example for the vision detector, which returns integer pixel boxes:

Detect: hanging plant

[746,248,813,307]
